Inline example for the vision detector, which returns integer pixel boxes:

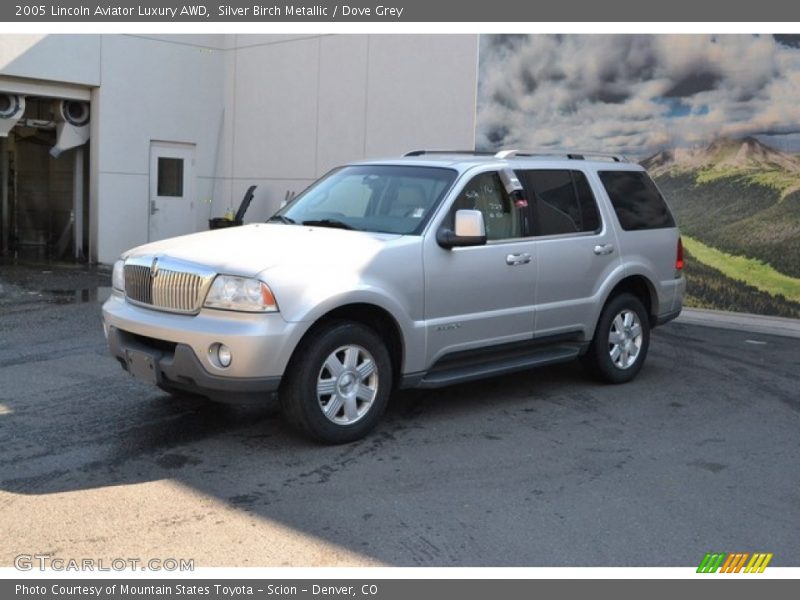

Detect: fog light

[218,345,232,367]
[211,343,232,368]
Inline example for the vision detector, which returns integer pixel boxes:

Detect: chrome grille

[123,256,214,314]
[152,269,204,312]
[124,265,153,305]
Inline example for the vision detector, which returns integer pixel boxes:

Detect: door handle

[150,200,160,216]
[593,244,614,256]
[506,253,532,266]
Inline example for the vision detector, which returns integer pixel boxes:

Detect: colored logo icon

[697,552,773,573]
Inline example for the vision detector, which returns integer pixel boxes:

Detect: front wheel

[582,293,650,384]
[280,322,392,444]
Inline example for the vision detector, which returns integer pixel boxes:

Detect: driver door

[422,170,537,366]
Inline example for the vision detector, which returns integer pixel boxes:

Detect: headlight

[203,275,278,312]
[112,259,125,292]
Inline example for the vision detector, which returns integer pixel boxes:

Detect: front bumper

[107,326,281,402]
[103,292,308,403]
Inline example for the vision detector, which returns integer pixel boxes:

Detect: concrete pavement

[1,264,798,567]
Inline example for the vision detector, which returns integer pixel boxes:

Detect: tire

[582,293,650,384]
[280,321,392,444]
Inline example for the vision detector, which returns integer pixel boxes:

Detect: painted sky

[476,34,800,158]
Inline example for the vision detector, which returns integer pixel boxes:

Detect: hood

[123,223,402,278]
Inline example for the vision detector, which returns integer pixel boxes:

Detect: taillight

[676,237,684,271]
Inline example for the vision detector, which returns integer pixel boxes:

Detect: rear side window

[599,171,675,231]
[517,169,601,236]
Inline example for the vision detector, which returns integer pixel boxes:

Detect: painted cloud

[476,34,800,158]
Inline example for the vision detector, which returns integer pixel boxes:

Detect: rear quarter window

[598,170,675,231]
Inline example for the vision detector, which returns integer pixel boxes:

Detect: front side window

[451,171,524,240]
[272,165,457,235]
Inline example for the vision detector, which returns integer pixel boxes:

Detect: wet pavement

[1,263,799,566]
[0,261,111,311]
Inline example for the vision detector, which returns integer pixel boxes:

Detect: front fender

[260,261,425,374]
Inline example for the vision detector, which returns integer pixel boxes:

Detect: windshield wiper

[301,219,359,231]
[267,215,296,224]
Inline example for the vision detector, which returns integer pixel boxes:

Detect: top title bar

[1,0,799,22]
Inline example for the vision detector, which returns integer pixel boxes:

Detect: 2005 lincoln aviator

[102,150,685,443]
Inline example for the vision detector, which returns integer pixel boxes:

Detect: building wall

[93,35,227,263]
[1,34,101,262]
[2,34,480,264]
[0,34,100,86]
[217,34,479,226]
[96,33,478,262]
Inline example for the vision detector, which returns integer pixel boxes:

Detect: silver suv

[102,150,685,443]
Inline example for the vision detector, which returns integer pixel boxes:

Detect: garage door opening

[1,95,90,262]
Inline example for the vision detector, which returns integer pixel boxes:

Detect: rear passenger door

[597,169,679,289]
[517,169,621,338]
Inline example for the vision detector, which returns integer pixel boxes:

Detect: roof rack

[496,149,628,162]
[403,149,495,157]
[402,149,628,162]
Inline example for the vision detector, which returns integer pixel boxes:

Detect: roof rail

[402,149,628,162]
[563,152,628,162]
[509,150,628,162]
[402,149,495,157]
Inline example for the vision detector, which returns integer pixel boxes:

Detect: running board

[416,344,583,389]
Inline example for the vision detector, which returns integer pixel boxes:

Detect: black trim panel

[108,326,281,404]
[654,308,682,327]
[400,333,589,390]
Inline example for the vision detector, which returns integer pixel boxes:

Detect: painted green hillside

[656,174,800,279]
[681,249,800,319]
[641,137,800,317]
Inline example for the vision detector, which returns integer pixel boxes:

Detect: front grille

[153,269,205,312]
[124,257,214,314]
[125,265,153,305]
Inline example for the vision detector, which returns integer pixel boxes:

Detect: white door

[149,141,195,242]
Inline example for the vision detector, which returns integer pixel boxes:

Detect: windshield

[271,165,458,234]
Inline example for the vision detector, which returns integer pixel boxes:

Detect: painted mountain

[476,34,800,318]
[641,137,800,317]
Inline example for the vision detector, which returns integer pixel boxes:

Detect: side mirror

[437,209,487,249]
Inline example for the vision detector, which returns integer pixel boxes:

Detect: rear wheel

[582,293,650,384]
[280,321,392,444]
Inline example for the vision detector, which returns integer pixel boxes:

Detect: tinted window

[599,171,675,231]
[573,171,601,233]
[451,171,523,240]
[519,170,601,236]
